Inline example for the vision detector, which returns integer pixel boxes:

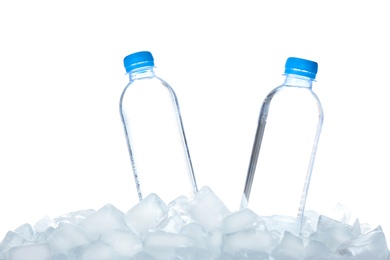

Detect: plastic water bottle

[119,51,198,203]
[241,57,324,226]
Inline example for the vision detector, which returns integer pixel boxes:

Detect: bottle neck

[128,66,155,81]
[283,74,314,89]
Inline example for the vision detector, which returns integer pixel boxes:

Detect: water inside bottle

[244,86,323,220]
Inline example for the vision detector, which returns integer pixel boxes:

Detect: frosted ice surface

[271,231,304,259]
[46,222,89,255]
[0,231,28,258]
[53,209,95,227]
[8,243,51,260]
[222,208,265,234]
[186,186,230,232]
[221,248,269,260]
[167,195,192,225]
[154,196,193,235]
[180,223,207,248]
[131,251,157,260]
[12,224,35,242]
[33,216,55,235]
[328,203,352,224]
[204,227,223,256]
[300,210,320,238]
[262,214,300,236]
[337,225,389,259]
[0,186,389,259]
[310,215,361,251]
[100,229,142,257]
[142,230,195,259]
[125,193,169,235]
[80,204,129,241]
[222,228,279,255]
[70,241,114,259]
[157,215,185,234]
[173,246,214,260]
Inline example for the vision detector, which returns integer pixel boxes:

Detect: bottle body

[120,64,197,204]
[242,73,324,224]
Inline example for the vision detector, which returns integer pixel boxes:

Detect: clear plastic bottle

[241,57,324,226]
[119,51,198,203]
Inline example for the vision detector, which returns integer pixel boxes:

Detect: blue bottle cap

[123,51,155,73]
[284,57,318,79]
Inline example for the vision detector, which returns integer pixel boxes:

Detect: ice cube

[218,249,270,260]
[222,228,279,255]
[33,216,55,234]
[0,186,389,259]
[100,229,142,257]
[187,186,230,232]
[157,215,185,234]
[167,195,193,226]
[157,196,195,234]
[305,239,333,259]
[204,227,223,257]
[310,215,360,251]
[0,231,28,258]
[262,215,300,236]
[271,231,304,260]
[80,203,129,241]
[131,251,157,260]
[300,210,320,239]
[180,223,207,248]
[143,230,195,259]
[328,203,352,224]
[215,252,235,260]
[173,246,214,260]
[70,241,114,259]
[233,248,270,260]
[51,253,69,260]
[8,243,51,260]
[33,216,57,243]
[360,222,373,234]
[13,224,35,241]
[337,225,389,259]
[351,218,362,237]
[35,227,55,243]
[222,208,265,235]
[46,222,90,255]
[125,193,169,235]
[53,209,95,226]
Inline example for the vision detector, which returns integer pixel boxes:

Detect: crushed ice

[0,186,389,259]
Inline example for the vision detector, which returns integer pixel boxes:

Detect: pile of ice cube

[0,186,389,260]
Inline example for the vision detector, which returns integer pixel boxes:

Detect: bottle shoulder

[127,75,172,87]
[120,75,178,103]
[261,84,324,116]
[265,84,320,102]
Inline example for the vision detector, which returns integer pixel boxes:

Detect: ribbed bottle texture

[242,57,324,227]
[119,51,198,204]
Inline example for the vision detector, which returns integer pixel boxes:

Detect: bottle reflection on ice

[119,51,198,203]
[242,57,324,228]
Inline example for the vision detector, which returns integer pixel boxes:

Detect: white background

[1,0,389,240]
